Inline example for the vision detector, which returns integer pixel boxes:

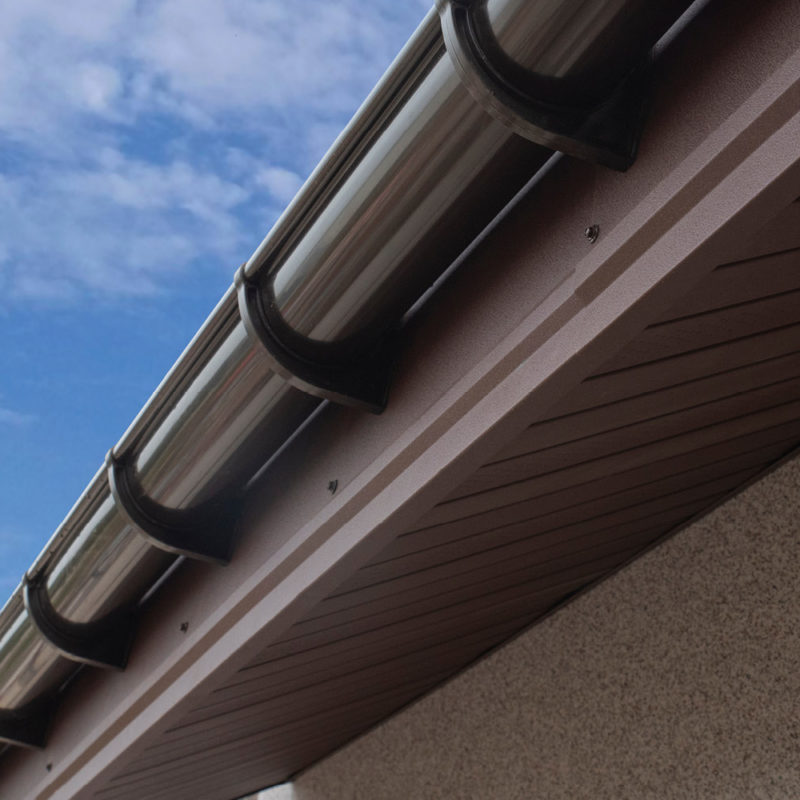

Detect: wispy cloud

[0,0,429,306]
[0,406,34,426]
[127,0,429,119]
[255,167,304,206]
[0,153,246,301]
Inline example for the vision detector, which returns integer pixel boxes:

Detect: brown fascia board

[2,0,800,796]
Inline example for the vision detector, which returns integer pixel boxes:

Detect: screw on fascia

[584,224,600,243]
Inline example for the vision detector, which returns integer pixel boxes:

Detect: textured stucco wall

[288,453,800,799]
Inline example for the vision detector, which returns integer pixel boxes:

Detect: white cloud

[76,62,123,113]
[129,0,413,116]
[57,150,249,216]
[0,0,429,303]
[0,406,34,426]
[0,151,251,301]
[255,166,304,205]
[0,0,134,142]
[2,0,134,45]
[0,0,428,141]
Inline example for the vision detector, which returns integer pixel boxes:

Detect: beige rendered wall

[282,452,800,799]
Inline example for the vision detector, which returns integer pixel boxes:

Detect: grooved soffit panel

[102,202,800,800]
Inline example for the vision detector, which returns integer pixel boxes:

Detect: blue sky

[0,0,430,597]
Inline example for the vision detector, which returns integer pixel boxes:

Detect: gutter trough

[0,0,695,750]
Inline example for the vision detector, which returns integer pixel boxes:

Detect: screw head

[327,479,338,494]
[180,621,189,633]
[584,224,600,243]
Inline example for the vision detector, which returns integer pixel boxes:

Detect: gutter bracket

[0,697,55,750]
[438,0,651,171]
[235,266,394,414]
[106,451,236,566]
[23,571,137,671]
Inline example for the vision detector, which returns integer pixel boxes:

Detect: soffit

[95,197,800,800]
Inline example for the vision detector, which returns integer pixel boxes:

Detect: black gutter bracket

[0,697,56,750]
[106,451,236,566]
[234,265,394,414]
[23,571,137,671]
[437,0,652,170]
